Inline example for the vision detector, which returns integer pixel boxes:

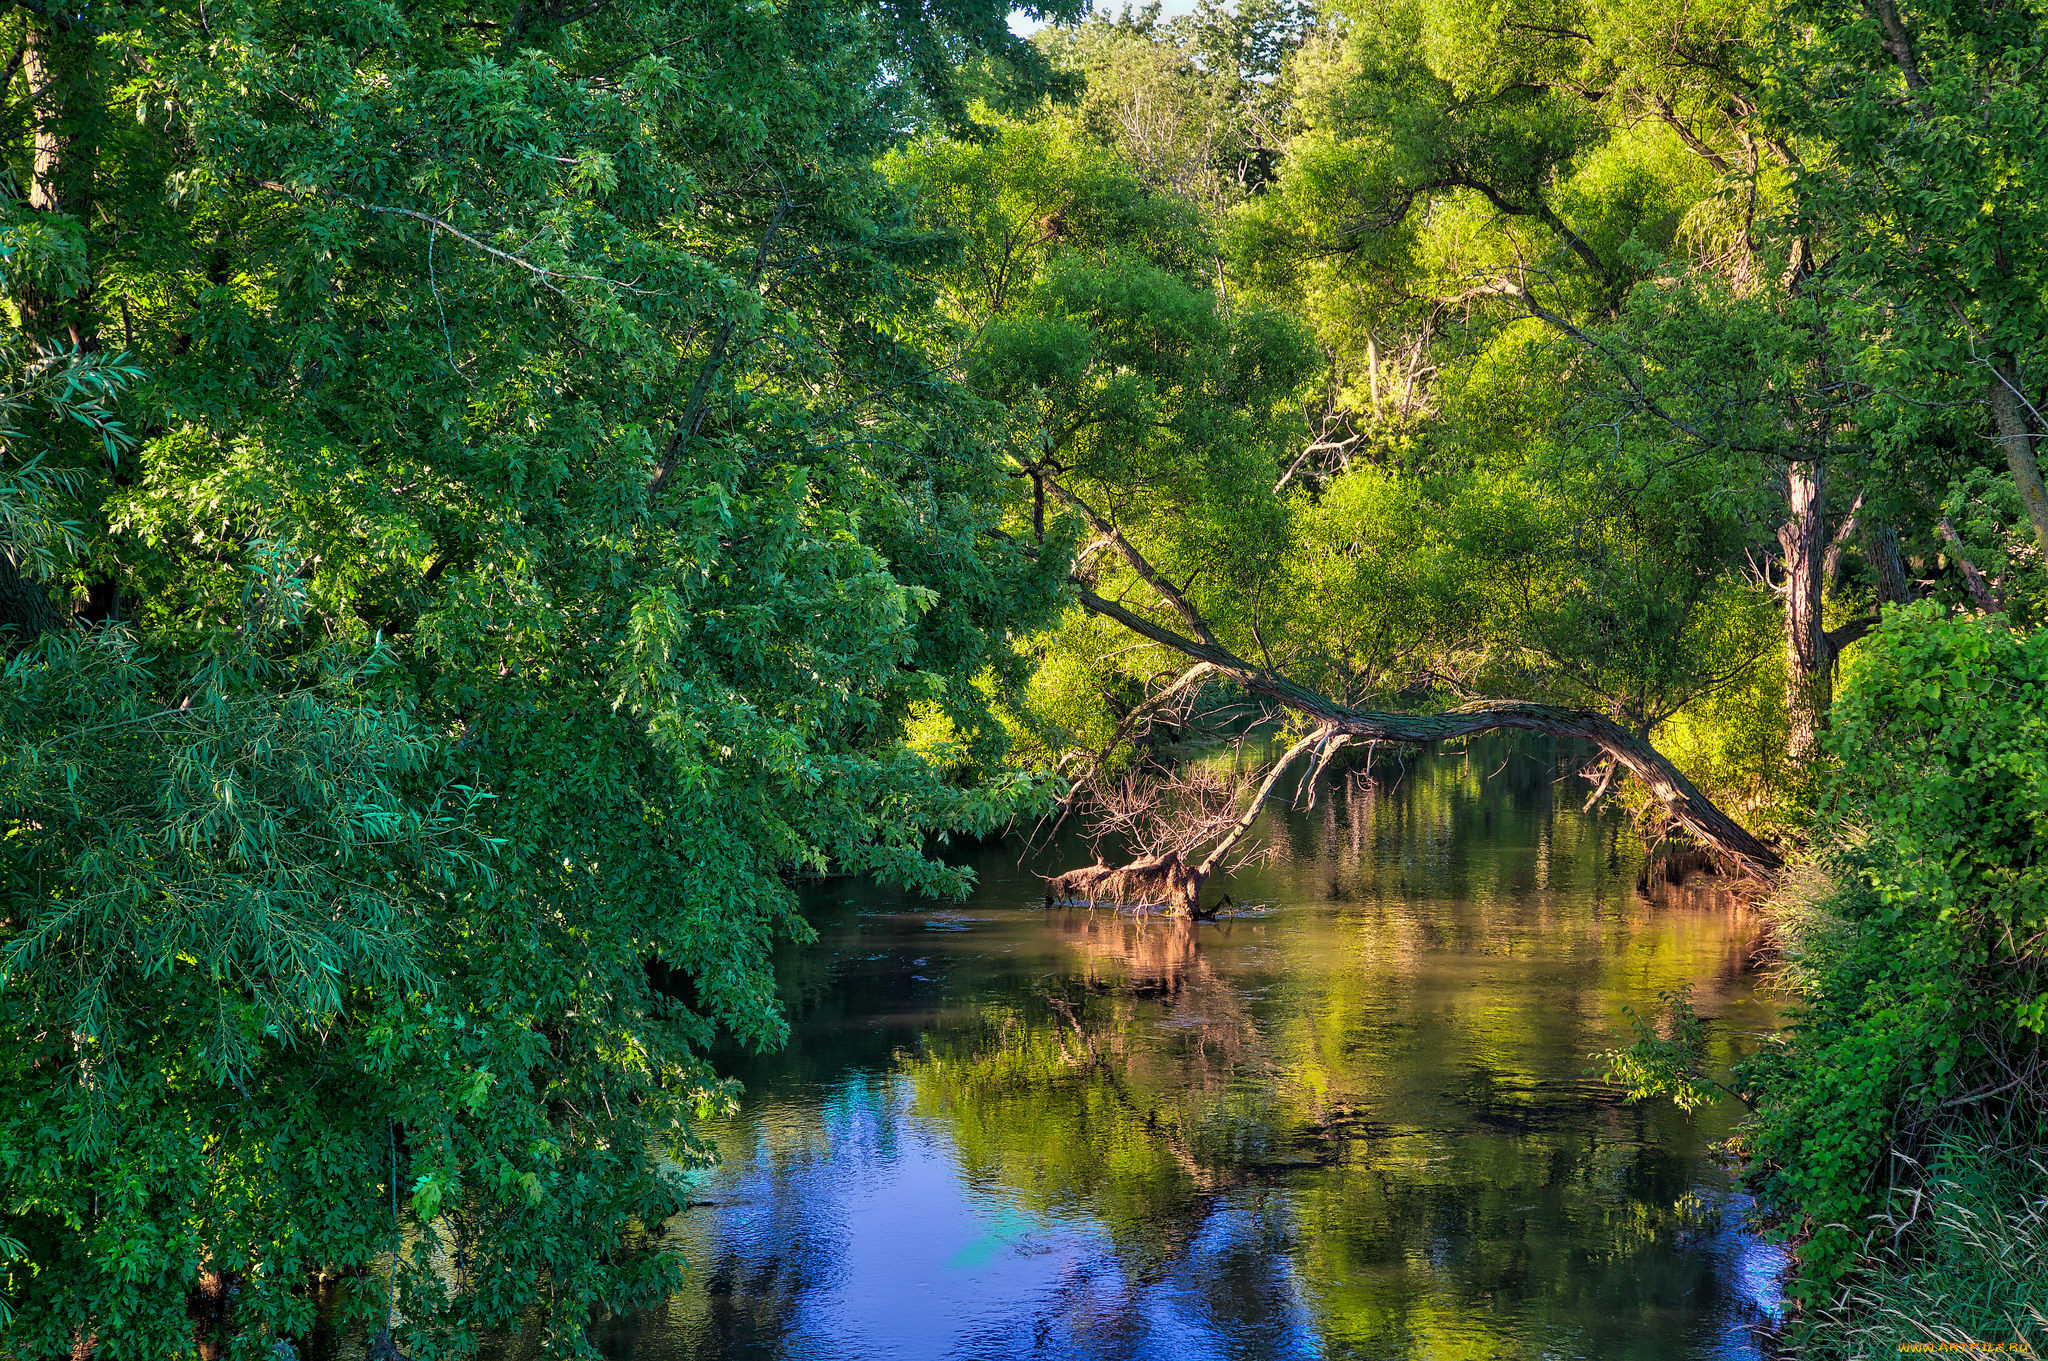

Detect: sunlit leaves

[0,0,1062,1348]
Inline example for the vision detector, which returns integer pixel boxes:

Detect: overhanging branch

[1071,582,1782,873]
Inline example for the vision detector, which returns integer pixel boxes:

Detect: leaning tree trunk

[1069,587,1782,874]
[1990,357,2048,565]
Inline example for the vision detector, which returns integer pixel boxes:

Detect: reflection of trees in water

[1057,909,1206,999]
[902,911,1378,1284]
[1195,739,1632,919]
[628,739,1779,1360]
[608,1075,962,1361]
[894,860,1774,1358]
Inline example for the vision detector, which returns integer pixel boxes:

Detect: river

[583,737,1785,1359]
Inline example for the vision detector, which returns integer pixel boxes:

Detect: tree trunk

[1988,358,2048,564]
[1865,521,1914,607]
[187,1270,233,1360]
[1071,586,1782,873]
[297,1268,344,1361]
[1777,460,1831,763]
[1048,474,1779,875]
[1938,516,2004,614]
[18,19,95,350]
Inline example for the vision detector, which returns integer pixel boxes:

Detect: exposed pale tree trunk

[1777,460,1831,763]
[23,26,64,212]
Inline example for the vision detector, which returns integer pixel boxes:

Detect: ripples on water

[583,737,1788,1359]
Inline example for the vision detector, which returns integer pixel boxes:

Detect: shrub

[1737,603,2048,1298]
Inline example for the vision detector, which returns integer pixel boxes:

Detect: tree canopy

[1,0,2044,1350]
[0,0,1076,1350]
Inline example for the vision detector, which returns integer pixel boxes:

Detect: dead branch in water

[1045,730,1330,916]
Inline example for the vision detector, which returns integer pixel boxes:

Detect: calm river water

[593,738,1784,1360]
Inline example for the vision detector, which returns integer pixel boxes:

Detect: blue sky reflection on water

[625,1076,1783,1360]
[669,1079,1330,1361]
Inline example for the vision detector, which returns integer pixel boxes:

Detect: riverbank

[1725,611,2048,1357]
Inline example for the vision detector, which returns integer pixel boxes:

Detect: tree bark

[18,18,95,350]
[187,1270,233,1361]
[1865,520,1914,607]
[1777,460,1831,763]
[1070,585,1782,873]
[1938,516,2004,614]
[1988,358,2048,565]
[1863,0,1925,91]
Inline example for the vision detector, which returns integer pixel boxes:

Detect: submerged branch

[1044,728,1329,916]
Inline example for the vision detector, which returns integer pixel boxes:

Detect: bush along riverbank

[1618,604,2048,1353]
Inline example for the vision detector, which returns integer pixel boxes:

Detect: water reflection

[590,738,1785,1360]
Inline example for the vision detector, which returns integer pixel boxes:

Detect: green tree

[1738,603,2048,1299]
[0,0,1072,1352]
[901,98,1787,899]
[1773,0,2048,570]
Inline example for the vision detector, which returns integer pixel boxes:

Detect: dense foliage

[1,0,2043,1349]
[1739,605,2048,1293]
[0,0,1076,1351]
[950,0,2048,1328]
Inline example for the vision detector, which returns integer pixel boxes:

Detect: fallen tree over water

[1041,481,1782,916]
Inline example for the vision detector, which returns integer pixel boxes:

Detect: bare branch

[1196,728,1329,879]
[650,199,791,494]
[1046,477,1221,648]
[250,180,662,297]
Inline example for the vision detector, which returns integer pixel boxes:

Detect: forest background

[0,0,2041,1353]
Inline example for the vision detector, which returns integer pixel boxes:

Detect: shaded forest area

[0,0,2041,1353]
